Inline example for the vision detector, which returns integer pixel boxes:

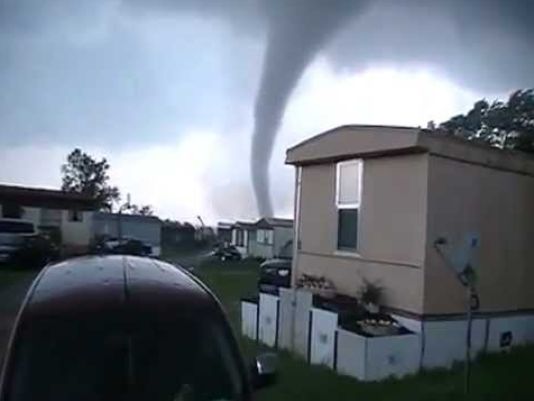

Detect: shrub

[359,279,384,306]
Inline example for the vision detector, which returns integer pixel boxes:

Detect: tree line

[437,88,534,153]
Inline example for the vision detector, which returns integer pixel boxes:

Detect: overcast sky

[1,1,532,224]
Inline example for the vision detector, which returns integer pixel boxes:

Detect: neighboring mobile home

[249,218,293,259]
[286,125,534,367]
[0,184,97,254]
[230,221,256,256]
[231,218,293,259]
[216,222,233,245]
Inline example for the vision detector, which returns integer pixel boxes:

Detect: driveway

[0,272,37,367]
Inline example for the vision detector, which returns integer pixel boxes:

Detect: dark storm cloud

[248,0,534,215]
[122,0,534,91]
[1,0,533,216]
[0,0,118,38]
[128,0,534,216]
[326,0,534,92]
[0,1,248,147]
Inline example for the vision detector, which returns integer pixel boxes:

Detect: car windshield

[5,314,244,401]
[0,234,24,246]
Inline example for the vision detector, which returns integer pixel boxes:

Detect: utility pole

[434,234,480,396]
[464,268,479,394]
[197,215,205,241]
[117,193,132,242]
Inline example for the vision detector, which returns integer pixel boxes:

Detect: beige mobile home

[286,125,534,367]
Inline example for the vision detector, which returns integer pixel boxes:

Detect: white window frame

[335,159,363,209]
[68,209,83,222]
[257,229,273,245]
[266,230,274,245]
[235,229,244,247]
[335,159,363,253]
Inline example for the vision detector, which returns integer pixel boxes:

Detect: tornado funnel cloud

[250,0,366,217]
[251,28,314,218]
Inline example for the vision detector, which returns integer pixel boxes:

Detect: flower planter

[307,293,364,368]
[336,327,420,381]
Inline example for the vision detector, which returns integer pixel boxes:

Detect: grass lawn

[0,267,36,292]
[192,258,534,401]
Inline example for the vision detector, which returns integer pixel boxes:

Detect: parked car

[111,238,152,256]
[258,258,292,293]
[94,236,153,257]
[8,234,59,269]
[0,256,277,400]
[0,219,37,264]
[211,244,242,261]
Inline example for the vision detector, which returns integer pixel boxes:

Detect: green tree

[129,204,154,216]
[61,148,120,211]
[439,89,534,153]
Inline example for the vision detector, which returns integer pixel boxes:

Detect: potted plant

[359,279,383,314]
[358,316,401,336]
[296,274,336,299]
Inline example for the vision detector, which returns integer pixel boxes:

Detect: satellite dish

[450,233,480,275]
[435,233,480,281]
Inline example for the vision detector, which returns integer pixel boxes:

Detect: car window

[4,314,245,401]
[0,221,34,234]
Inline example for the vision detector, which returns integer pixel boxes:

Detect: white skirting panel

[336,328,420,381]
[365,333,420,380]
[258,293,279,347]
[294,290,313,359]
[487,315,534,351]
[241,301,258,340]
[422,318,487,368]
[278,288,296,350]
[392,312,534,369]
[310,308,338,368]
[336,329,366,380]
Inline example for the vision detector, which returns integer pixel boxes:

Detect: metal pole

[465,285,474,395]
[117,194,130,243]
[118,209,122,242]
